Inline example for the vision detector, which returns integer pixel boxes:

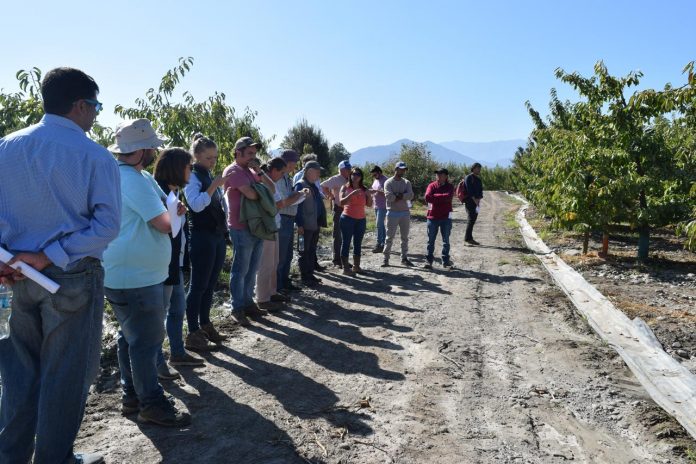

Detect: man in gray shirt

[382,161,414,267]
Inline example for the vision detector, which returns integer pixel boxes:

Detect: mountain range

[349,138,525,168]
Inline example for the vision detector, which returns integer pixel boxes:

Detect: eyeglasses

[82,98,103,113]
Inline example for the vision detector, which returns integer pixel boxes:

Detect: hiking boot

[230,312,251,327]
[137,398,191,427]
[352,255,363,274]
[465,238,480,245]
[122,394,139,415]
[74,452,105,464]
[157,362,181,381]
[372,245,384,253]
[341,257,355,275]
[380,260,390,267]
[332,258,342,267]
[270,293,290,302]
[314,262,327,272]
[201,322,226,344]
[443,259,454,268]
[185,329,216,351]
[424,261,433,270]
[170,351,205,367]
[257,301,283,313]
[401,258,414,267]
[245,304,268,318]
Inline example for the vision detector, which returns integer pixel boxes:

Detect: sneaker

[244,304,268,318]
[157,362,181,381]
[201,322,226,344]
[332,259,342,267]
[380,261,390,267]
[465,238,480,245]
[231,312,251,327]
[270,293,290,302]
[137,399,191,427]
[74,453,105,464]
[424,262,433,269]
[443,260,454,268]
[257,301,283,313]
[122,394,139,415]
[401,258,414,267]
[314,263,327,272]
[170,351,205,367]
[372,245,384,253]
[185,329,216,351]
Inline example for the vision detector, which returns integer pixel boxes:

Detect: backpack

[456,179,468,203]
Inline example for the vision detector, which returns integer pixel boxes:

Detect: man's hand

[0,261,24,286]
[395,193,404,200]
[10,251,52,272]
[176,201,187,216]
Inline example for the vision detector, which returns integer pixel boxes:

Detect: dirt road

[76,192,688,463]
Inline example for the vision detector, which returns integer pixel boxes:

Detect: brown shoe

[185,329,215,351]
[201,322,226,344]
[352,255,363,274]
[230,312,251,327]
[257,301,283,312]
[245,304,268,318]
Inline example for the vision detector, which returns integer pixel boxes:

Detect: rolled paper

[0,246,61,294]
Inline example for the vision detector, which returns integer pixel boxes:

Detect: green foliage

[281,118,331,171]
[114,57,270,172]
[515,61,696,258]
[385,142,438,200]
[328,142,351,167]
[0,68,44,137]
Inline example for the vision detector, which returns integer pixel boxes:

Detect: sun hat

[108,119,166,153]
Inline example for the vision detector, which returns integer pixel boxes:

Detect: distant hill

[349,138,525,168]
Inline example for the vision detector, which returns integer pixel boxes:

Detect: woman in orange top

[339,167,373,275]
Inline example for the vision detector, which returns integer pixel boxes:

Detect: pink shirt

[223,163,260,230]
[342,187,367,219]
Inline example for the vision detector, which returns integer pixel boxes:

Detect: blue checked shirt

[0,115,122,270]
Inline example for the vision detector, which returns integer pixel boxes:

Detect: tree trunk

[600,231,609,257]
[582,230,589,255]
[638,227,650,261]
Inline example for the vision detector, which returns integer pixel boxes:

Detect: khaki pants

[255,239,279,303]
[383,214,410,262]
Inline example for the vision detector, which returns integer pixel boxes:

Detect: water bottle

[0,284,12,340]
[298,235,305,252]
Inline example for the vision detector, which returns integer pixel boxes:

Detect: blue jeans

[157,271,186,365]
[277,215,295,291]
[229,228,263,313]
[340,215,367,257]
[186,230,226,332]
[0,258,104,464]
[105,284,167,407]
[375,207,386,247]
[426,218,452,263]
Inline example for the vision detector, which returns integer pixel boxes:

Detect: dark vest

[189,164,227,235]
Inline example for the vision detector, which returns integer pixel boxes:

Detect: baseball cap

[304,160,322,172]
[280,149,299,163]
[234,136,261,151]
[108,119,166,154]
[395,161,407,170]
[338,160,352,170]
[434,168,449,175]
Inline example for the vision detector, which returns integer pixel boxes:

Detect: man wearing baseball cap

[424,168,455,268]
[222,136,265,326]
[382,161,414,267]
[102,119,191,427]
[370,165,388,253]
[321,160,352,267]
[276,149,302,292]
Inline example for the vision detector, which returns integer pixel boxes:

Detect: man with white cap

[382,161,414,267]
[0,67,120,464]
[103,119,191,427]
[321,160,352,267]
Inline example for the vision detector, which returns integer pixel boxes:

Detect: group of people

[0,67,483,464]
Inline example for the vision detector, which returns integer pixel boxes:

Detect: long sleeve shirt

[424,181,454,220]
[384,176,414,213]
[465,173,483,199]
[0,114,121,270]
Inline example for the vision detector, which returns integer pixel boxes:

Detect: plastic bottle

[298,235,305,252]
[0,284,12,340]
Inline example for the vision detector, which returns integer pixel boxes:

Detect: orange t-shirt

[342,187,367,219]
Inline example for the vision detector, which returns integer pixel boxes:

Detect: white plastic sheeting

[513,195,696,439]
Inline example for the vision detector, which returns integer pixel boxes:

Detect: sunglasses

[82,98,103,113]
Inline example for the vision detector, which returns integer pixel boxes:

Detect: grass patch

[504,210,518,229]
[498,259,511,265]
[519,254,538,266]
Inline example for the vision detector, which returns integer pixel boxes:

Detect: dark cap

[369,165,382,174]
[234,136,261,151]
[434,168,449,175]
[280,149,299,163]
[303,160,322,172]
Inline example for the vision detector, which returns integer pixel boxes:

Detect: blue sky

[1,0,694,151]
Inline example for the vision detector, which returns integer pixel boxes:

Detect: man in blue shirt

[0,68,121,464]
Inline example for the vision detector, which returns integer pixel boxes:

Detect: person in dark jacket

[183,134,230,348]
[464,162,484,245]
[294,161,326,286]
[424,168,455,268]
[154,148,205,373]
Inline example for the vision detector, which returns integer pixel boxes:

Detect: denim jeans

[332,205,342,261]
[105,283,167,407]
[186,230,226,332]
[276,215,295,291]
[157,270,186,365]
[229,228,263,313]
[375,207,386,247]
[426,218,452,263]
[339,215,367,257]
[0,258,104,464]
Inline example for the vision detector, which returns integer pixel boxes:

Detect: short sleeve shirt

[223,163,260,230]
[321,174,347,207]
[103,167,170,289]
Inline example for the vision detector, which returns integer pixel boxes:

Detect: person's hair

[41,67,99,116]
[371,166,382,174]
[301,153,318,164]
[267,157,287,173]
[154,147,193,188]
[471,162,482,172]
[190,133,217,157]
[345,167,366,190]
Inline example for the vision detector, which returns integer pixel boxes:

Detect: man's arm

[402,180,414,201]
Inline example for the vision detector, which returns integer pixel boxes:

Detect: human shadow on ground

[249,317,406,382]
[134,370,308,463]
[322,266,452,296]
[316,272,426,310]
[472,244,532,253]
[201,347,373,436]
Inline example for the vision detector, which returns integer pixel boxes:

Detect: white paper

[166,192,182,238]
[476,206,480,214]
[407,200,413,208]
[0,246,61,294]
[290,192,306,206]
